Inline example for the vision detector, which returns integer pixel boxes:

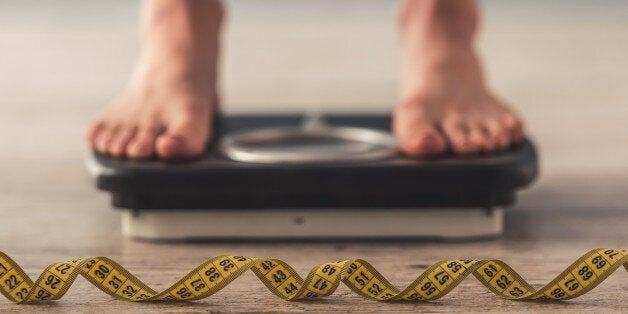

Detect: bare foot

[394,50,524,157]
[87,66,215,159]
[86,0,223,159]
[394,0,525,157]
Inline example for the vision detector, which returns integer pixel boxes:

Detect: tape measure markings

[0,248,625,303]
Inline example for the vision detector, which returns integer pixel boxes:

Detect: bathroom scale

[87,114,538,240]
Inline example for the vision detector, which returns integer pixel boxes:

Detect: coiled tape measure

[0,248,625,303]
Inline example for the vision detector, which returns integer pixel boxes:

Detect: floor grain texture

[0,0,627,312]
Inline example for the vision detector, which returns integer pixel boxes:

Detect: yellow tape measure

[0,248,626,303]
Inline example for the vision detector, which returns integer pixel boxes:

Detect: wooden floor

[0,0,626,312]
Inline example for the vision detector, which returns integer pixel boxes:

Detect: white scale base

[121,207,504,240]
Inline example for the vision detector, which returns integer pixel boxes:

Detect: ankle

[399,46,486,104]
[402,44,481,84]
[131,58,212,95]
[136,0,223,84]
[141,1,223,50]
[399,0,478,52]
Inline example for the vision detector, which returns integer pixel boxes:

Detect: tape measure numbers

[0,248,625,303]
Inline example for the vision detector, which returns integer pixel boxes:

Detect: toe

[399,126,447,157]
[467,122,494,153]
[155,114,209,159]
[108,126,137,157]
[443,119,480,155]
[126,126,161,159]
[483,119,511,150]
[155,128,208,159]
[95,126,118,154]
[393,102,447,157]
[155,134,204,159]
[502,113,525,143]
[86,120,106,146]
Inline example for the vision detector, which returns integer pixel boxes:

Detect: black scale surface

[90,114,538,210]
